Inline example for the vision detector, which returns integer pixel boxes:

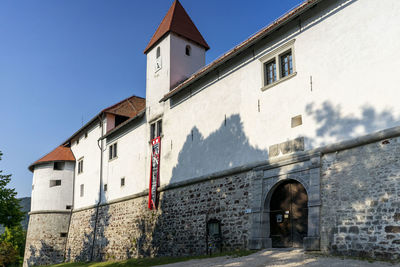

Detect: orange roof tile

[144,0,209,54]
[29,146,75,172]
[103,95,145,119]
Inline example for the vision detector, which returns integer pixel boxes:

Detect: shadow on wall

[65,203,110,262]
[171,114,268,183]
[305,102,400,260]
[26,240,64,266]
[306,102,400,146]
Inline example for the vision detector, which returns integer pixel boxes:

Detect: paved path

[161,249,400,267]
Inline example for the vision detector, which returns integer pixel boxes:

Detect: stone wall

[320,136,400,260]
[66,171,251,262]
[23,212,71,267]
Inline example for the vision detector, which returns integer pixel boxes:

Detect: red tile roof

[144,0,209,54]
[103,95,146,118]
[29,146,75,172]
[160,0,321,102]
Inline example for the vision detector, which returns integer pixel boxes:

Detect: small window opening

[66,205,72,210]
[60,233,67,238]
[156,47,161,58]
[54,162,65,171]
[76,138,79,145]
[121,177,125,187]
[109,143,117,160]
[104,184,108,192]
[185,45,191,56]
[85,132,88,138]
[78,159,84,174]
[150,120,162,141]
[80,184,84,197]
[115,115,129,127]
[50,180,62,187]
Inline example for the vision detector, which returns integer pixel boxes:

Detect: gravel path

[161,249,400,267]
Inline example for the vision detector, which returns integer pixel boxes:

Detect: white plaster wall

[155,0,400,185]
[146,35,171,121]
[40,0,400,207]
[102,122,147,202]
[170,33,206,88]
[71,120,104,209]
[31,162,74,211]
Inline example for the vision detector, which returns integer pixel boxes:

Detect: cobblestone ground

[161,249,400,267]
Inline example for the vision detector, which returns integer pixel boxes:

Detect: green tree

[0,225,26,266]
[0,151,23,228]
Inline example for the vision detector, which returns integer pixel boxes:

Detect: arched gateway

[269,180,308,247]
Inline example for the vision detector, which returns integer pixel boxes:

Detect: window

[66,205,72,210]
[60,233,68,238]
[155,47,162,72]
[78,158,83,174]
[50,180,61,187]
[80,184,84,197]
[185,45,191,56]
[121,177,125,187]
[109,143,117,160]
[150,119,162,141]
[260,39,296,90]
[85,132,88,138]
[104,184,108,192]
[53,162,65,171]
[265,60,277,85]
[76,138,79,145]
[280,51,293,78]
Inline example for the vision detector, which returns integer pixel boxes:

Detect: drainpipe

[90,114,105,261]
[63,158,76,262]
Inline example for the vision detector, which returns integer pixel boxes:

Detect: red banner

[148,136,161,209]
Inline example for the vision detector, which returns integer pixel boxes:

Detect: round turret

[29,146,75,212]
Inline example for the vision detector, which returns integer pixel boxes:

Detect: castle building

[24,0,400,265]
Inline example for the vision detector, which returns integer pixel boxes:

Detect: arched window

[185,45,191,56]
[156,47,161,59]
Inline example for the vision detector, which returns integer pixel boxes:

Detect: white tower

[24,146,75,266]
[144,0,209,119]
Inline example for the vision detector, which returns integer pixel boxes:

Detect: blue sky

[0,0,304,197]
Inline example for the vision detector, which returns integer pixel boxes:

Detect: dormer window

[185,45,191,56]
[155,47,162,72]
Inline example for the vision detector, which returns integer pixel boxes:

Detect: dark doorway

[270,180,308,247]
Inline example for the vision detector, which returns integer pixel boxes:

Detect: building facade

[24,0,400,265]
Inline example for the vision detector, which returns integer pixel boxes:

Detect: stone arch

[249,155,321,251]
[263,177,309,212]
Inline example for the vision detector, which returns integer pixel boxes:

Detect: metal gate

[270,180,308,247]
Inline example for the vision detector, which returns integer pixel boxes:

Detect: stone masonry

[65,172,251,262]
[23,212,71,267]
[320,136,400,260]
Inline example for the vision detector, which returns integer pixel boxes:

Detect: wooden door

[270,180,308,247]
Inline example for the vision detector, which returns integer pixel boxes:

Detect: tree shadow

[26,240,64,266]
[171,114,268,183]
[306,102,400,146]
[65,203,110,262]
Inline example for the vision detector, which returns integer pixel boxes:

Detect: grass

[48,250,256,267]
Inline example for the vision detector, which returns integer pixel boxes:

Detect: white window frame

[109,142,118,161]
[149,119,162,141]
[260,39,297,91]
[77,158,84,174]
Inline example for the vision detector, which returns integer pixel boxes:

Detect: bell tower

[144,0,209,118]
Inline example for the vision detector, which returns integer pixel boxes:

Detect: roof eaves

[160,0,321,102]
[100,109,146,141]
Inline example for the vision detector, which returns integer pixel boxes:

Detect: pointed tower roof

[29,146,75,172]
[144,0,209,54]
